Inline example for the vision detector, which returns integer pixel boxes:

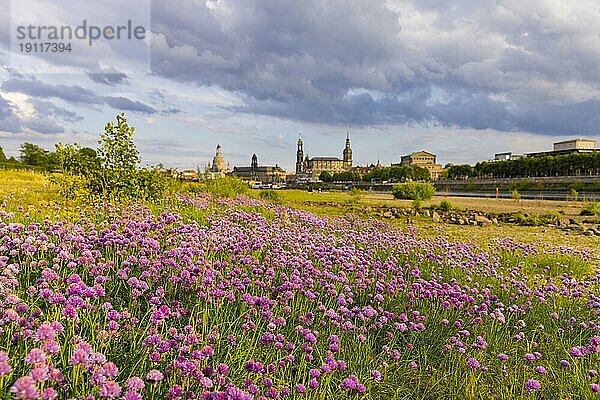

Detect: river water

[434,191,600,201]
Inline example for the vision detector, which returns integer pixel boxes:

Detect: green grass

[1,170,599,399]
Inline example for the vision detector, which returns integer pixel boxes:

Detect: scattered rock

[432,211,441,223]
[474,215,492,225]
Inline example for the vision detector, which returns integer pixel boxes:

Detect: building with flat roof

[527,138,599,157]
[553,139,596,151]
[398,150,445,179]
[494,152,523,161]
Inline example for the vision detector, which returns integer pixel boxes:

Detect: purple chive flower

[295,384,306,393]
[525,379,541,392]
[560,359,570,368]
[11,376,39,400]
[0,351,12,377]
[341,375,360,390]
[24,348,46,365]
[569,346,585,358]
[217,363,230,376]
[146,369,164,383]
[372,369,382,382]
[524,353,535,363]
[41,387,58,400]
[591,384,600,393]
[126,377,145,391]
[498,353,508,362]
[123,390,142,400]
[467,358,480,370]
[534,366,547,374]
[99,381,122,399]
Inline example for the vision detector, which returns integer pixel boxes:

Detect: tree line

[445,152,600,179]
[1,113,172,199]
[318,165,431,183]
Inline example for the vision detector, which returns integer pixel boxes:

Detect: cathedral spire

[296,131,304,174]
[343,126,352,167]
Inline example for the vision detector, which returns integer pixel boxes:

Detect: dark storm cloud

[87,72,129,86]
[104,96,156,114]
[150,0,600,135]
[29,99,84,123]
[2,78,101,104]
[1,77,158,114]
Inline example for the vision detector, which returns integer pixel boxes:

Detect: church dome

[211,145,227,172]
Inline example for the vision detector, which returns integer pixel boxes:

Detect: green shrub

[132,168,177,201]
[511,189,520,200]
[205,176,248,197]
[580,201,600,216]
[392,181,435,200]
[411,199,422,211]
[570,189,579,201]
[259,189,281,203]
[49,172,90,199]
[439,199,453,212]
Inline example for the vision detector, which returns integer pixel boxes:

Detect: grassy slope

[249,189,600,261]
[0,170,597,261]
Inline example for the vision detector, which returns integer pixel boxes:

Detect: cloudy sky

[1,0,599,171]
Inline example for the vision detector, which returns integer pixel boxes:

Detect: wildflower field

[0,190,599,399]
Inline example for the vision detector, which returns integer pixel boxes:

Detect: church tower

[251,153,258,180]
[343,126,352,168]
[296,132,304,174]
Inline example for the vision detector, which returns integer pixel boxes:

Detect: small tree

[97,113,140,194]
[20,143,49,167]
[319,170,333,182]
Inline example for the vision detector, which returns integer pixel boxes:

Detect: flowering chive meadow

[0,192,599,399]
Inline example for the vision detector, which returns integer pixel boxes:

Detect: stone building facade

[205,144,230,179]
[295,130,353,178]
[399,150,444,180]
[232,154,286,184]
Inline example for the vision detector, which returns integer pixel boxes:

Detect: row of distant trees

[318,165,431,183]
[446,152,600,179]
[0,142,100,171]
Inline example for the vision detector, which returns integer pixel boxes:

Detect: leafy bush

[580,201,600,216]
[205,176,248,197]
[132,168,177,201]
[259,189,281,203]
[570,189,579,201]
[319,171,333,182]
[49,173,90,199]
[438,199,453,211]
[511,189,520,200]
[411,199,422,211]
[392,181,435,200]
